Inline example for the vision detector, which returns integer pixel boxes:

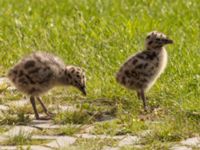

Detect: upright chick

[8,52,86,119]
[116,31,173,111]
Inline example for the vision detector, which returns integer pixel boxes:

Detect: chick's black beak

[80,86,87,96]
[164,38,173,44]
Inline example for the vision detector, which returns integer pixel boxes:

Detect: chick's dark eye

[155,38,161,41]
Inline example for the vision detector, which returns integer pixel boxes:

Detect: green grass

[0,130,52,146]
[65,138,118,150]
[0,126,9,134]
[0,0,199,148]
[53,110,92,124]
[33,125,81,136]
[0,111,31,125]
[0,83,22,104]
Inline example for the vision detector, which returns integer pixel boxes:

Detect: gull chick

[8,52,86,119]
[116,31,173,111]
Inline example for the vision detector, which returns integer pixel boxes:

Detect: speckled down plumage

[116,47,168,91]
[7,51,86,119]
[116,31,173,111]
[8,52,66,96]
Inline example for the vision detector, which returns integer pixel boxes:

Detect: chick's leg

[30,96,39,119]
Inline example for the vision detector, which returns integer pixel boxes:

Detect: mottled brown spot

[135,64,143,69]
[74,80,79,86]
[71,68,75,73]
[64,69,68,75]
[18,78,28,84]
[150,66,154,70]
[140,78,148,83]
[28,67,40,74]
[44,66,51,71]
[141,72,150,77]
[130,80,135,86]
[12,77,16,83]
[38,72,53,84]
[155,62,159,67]
[124,70,131,77]
[25,74,35,84]
[122,76,126,84]
[12,69,18,75]
[24,60,35,69]
[148,41,153,45]
[137,55,145,59]
[146,52,157,60]
[68,73,72,79]
[131,70,137,77]
[144,63,148,68]
[132,59,138,65]
[18,70,24,77]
